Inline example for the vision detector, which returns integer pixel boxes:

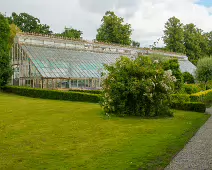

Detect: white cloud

[0,0,212,47]
[128,0,212,46]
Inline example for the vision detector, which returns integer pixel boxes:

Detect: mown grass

[0,92,210,170]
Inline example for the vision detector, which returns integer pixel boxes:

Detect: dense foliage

[183,72,195,84]
[9,23,21,48]
[0,14,12,87]
[183,24,208,65]
[183,84,202,94]
[96,11,132,45]
[148,55,183,91]
[8,12,52,34]
[163,17,185,53]
[101,56,176,117]
[171,102,206,113]
[162,59,183,91]
[3,86,100,103]
[163,16,212,65]
[195,57,212,85]
[170,94,190,103]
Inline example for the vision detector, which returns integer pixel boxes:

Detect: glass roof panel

[22,45,124,78]
[21,45,196,78]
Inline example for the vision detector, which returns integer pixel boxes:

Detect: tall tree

[163,16,185,53]
[9,23,21,48]
[205,31,212,55]
[183,23,201,65]
[184,24,209,65]
[197,29,209,57]
[60,27,83,39]
[8,12,52,34]
[0,13,12,86]
[96,11,132,45]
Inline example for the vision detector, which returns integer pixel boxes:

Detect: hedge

[183,84,202,94]
[69,89,102,94]
[2,86,100,103]
[1,86,207,113]
[171,102,206,113]
[190,89,212,102]
[190,89,212,108]
[170,94,190,103]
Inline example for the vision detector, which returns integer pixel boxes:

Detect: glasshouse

[11,33,196,90]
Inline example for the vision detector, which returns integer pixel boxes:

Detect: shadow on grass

[99,110,174,121]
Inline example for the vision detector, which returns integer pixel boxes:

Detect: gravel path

[165,108,212,170]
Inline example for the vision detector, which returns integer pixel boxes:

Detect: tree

[197,29,209,57]
[195,57,212,86]
[96,11,132,45]
[8,12,52,34]
[101,56,176,117]
[60,27,83,39]
[132,40,140,47]
[205,31,212,55]
[184,24,209,65]
[163,16,185,53]
[0,13,12,87]
[9,23,21,48]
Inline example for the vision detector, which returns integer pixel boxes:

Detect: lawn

[0,93,210,170]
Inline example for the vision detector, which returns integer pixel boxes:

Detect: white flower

[153,60,159,64]
[164,70,172,77]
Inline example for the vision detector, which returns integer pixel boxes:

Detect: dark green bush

[3,86,100,103]
[171,94,190,103]
[163,59,183,91]
[171,102,206,113]
[183,72,195,84]
[183,84,202,94]
[101,56,176,117]
[69,89,102,94]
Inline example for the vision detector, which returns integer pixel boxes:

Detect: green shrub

[101,56,176,117]
[196,57,212,85]
[69,89,102,94]
[171,102,206,113]
[183,72,195,84]
[3,86,100,103]
[183,84,202,94]
[163,59,183,92]
[171,94,190,103]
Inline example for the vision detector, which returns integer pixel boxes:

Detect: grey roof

[179,59,196,76]
[21,44,196,79]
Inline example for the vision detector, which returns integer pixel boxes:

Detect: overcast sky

[1,0,212,47]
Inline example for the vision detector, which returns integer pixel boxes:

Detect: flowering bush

[101,56,176,117]
[162,59,183,91]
